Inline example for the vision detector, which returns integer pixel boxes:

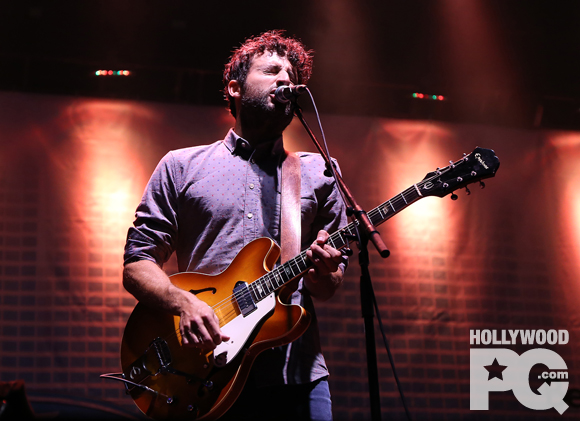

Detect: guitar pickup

[233,281,257,317]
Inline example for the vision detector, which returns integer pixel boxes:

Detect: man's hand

[179,295,231,350]
[305,230,344,301]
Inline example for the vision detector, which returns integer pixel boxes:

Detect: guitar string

[157,161,469,343]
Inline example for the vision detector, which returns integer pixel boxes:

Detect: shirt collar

[222,129,285,161]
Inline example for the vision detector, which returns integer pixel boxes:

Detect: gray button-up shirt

[124,129,347,385]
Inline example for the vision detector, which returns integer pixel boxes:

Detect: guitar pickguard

[213,292,276,367]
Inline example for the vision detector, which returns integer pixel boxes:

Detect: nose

[276,69,292,87]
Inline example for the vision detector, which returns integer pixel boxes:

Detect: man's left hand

[304,230,344,300]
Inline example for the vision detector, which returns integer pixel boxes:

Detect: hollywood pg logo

[470,329,570,414]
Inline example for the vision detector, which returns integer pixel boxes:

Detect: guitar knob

[451,192,458,201]
[342,248,353,257]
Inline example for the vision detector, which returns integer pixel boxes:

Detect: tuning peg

[479,181,486,189]
[451,192,458,200]
[465,186,471,195]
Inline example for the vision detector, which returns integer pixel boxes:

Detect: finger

[205,314,230,345]
[196,325,216,350]
[311,244,338,268]
[214,314,231,342]
[311,230,329,247]
[311,246,342,273]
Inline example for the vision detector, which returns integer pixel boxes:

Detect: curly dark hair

[223,30,314,117]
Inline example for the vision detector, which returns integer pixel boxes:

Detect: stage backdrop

[0,91,579,420]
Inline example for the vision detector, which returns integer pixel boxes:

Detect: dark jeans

[220,377,332,421]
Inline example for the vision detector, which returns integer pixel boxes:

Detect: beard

[238,84,294,137]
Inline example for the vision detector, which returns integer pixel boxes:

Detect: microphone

[274,85,307,103]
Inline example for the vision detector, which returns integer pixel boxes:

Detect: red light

[438,95,445,101]
[123,70,130,76]
[107,70,113,75]
[417,93,424,99]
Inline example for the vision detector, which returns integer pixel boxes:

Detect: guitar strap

[280,150,301,295]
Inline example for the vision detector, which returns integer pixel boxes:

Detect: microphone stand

[294,106,388,421]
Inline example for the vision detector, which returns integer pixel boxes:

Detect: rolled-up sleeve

[124,152,180,267]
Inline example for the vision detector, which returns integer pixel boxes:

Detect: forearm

[123,259,198,315]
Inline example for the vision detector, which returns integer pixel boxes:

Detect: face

[234,51,296,133]
[243,51,296,107]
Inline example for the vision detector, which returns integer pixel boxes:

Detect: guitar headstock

[419,147,500,198]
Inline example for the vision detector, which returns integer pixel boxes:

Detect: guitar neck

[247,183,424,303]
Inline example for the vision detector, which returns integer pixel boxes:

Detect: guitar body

[120,238,311,420]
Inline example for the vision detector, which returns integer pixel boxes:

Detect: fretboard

[245,182,425,304]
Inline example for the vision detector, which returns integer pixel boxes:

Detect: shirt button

[247,212,253,219]
[249,183,255,190]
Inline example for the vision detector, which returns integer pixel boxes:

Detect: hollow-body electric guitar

[112,147,499,420]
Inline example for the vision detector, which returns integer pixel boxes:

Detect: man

[123,30,347,420]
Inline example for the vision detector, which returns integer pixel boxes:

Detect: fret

[331,234,344,250]
[273,270,283,287]
[328,235,337,249]
[259,278,270,296]
[298,253,308,271]
[369,209,382,226]
[283,266,292,281]
[377,206,384,219]
[247,284,258,302]
[400,193,407,205]
[255,281,264,298]
[389,200,396,212]
[413,184,422,197]
[266,273,275,291]
[287,261,297,277]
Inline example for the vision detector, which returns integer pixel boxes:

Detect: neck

[233,119,284,147]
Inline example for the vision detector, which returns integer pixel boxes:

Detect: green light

[412,93,418,98]
[432,95,437,100]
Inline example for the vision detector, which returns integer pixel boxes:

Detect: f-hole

[189,287,217,295]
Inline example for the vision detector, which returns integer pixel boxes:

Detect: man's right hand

[179,294,231,350]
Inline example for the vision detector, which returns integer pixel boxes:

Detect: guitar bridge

[151,337,172,370]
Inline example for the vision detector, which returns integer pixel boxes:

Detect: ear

[228,80,241,99]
